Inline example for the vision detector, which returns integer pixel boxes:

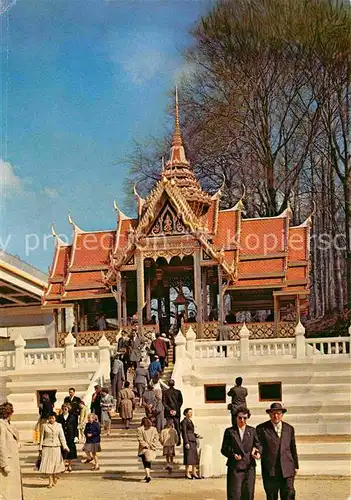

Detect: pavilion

[43,90,311,346]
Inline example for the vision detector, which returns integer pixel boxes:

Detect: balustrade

[75,347,99,364]
[195,340,240,359]
[0,351,15,370]
[306,337,349,356]
[24,348,64,366]
[249,338,295,357]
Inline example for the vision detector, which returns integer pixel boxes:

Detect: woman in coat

[39,412,69,488]
[152,391,165,433]
[82,413,101,470]
[35,393,53,442]
[100,387,114,436]
[56,404,78,471]
[119,381,135,429]
[137,417,159,483]
[0,402,23,500]
[181,408,200,479]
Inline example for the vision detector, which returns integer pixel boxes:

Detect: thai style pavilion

[43,91,311,346]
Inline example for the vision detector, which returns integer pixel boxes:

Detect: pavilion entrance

[141,256,196,332]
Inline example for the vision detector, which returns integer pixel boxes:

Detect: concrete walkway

[22,475,351,500]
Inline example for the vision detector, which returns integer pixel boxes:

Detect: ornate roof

[156,88,211,217]
[43,91,311,308]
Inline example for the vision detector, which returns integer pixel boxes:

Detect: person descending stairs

[18,372,183,479]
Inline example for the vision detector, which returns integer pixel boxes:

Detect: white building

[0,251,54,349]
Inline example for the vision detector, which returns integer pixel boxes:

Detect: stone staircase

[161,344,174,385]
[19,407,184,478]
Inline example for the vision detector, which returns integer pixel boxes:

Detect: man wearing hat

[256,403,299,500]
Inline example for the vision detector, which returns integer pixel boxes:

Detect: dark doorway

[204,384,226,403]
[258,382,282,402]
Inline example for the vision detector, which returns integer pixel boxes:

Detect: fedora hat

[266,402,287,414]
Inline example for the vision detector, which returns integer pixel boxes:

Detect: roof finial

[173,85,182,147]
[161,156,165,172]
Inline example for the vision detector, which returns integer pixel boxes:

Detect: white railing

[249,338,295,357]
[306,337,350,356]
[75,347,99,365]
[0,351,15,370]
[24,348,65,366]
[195,340,240,359]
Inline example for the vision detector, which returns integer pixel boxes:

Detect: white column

[218,265,224,326]
[194,249,203,323]
[186,325,196,359]
[14,334,26,370]
[122,279,127,326]
[239,322,250,361]
[98,334,111,379]
[174,329,186,362]
[136,252,145,335]
[64,332,76,369]
[295,321,306,359]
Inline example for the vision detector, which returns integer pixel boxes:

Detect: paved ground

[22,475,351,500]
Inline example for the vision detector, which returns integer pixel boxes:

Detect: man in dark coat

[227,377,248,426]
[163,379,183,445]
[256,403,299,500]
[64,387,81,425]
[221,406,262,500]
[90,384,102,422]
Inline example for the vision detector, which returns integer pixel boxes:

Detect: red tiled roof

[236,278,284,287]
[239,258,285,276]
[49,245,71,282]
[213,210,238,247]
[286,266,306,282]
[240,218,286,255]
[288,227,308,261]
[62,289,112,300]
[65,270,106,290]
[70,231,115,269]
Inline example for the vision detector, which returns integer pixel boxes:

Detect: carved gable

[148,202,188,237]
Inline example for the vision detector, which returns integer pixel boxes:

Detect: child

[159,419,178,472]
[82,413,101,470]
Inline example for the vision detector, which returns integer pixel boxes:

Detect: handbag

[35,452,42,470]
[143,449,156,461]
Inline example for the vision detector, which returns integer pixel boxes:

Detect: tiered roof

[43,91,310,308]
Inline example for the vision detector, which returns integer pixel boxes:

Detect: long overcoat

[0,419,23,500]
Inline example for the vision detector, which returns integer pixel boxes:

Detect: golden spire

[173,85,182,147]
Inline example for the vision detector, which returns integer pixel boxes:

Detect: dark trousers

[159,356,166,370]
[140,454,151,469]
[173,416,181,445]
[263,474,295,500]
[227,466,255,500]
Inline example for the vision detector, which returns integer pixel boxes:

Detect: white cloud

[0,158,22,192]
[42,187,58,199]
[106,30,174,85]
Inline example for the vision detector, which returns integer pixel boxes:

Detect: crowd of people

[0,329,298,500]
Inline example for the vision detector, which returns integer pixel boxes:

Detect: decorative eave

[134,184,146,217]
[51,223,70,247]
[68,212,84,233]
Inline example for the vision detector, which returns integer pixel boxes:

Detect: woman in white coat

[39,412,70,488]
[0,402,23,500]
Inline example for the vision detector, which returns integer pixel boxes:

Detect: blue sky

[0,0,212,272]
